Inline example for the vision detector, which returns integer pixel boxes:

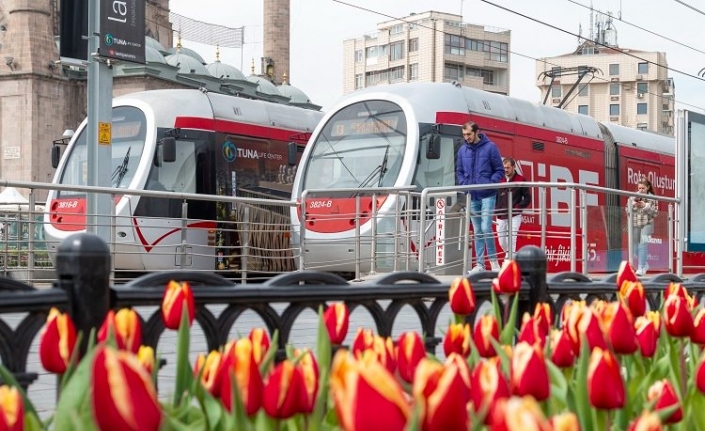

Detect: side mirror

[160,137,176,163]
[51,145,61,168]
[426,134,441,160]
[287,142,298,166]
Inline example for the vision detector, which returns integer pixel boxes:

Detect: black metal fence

[1,233,704,400]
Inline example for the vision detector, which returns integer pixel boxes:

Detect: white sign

[3,147,20,159]
[435,198,446,265]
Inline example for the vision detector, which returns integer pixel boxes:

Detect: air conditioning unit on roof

[637,93,644,99]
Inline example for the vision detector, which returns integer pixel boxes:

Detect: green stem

[680,338,687,398]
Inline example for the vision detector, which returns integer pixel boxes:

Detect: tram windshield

[302,100,407,190]
[56,106,147,197]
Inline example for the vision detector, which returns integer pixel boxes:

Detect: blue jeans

[632,224,653,268]
[470,195,498,266]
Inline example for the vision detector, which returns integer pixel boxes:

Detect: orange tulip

[263,360,308,419]
[193,350,223,396]
[493,260,522,294]
[627,411,662,431]
[323,302,350,345]
[449,277,476,316]
[247,328,271,365]
[490,396,552,431]
[533,302,553,336]
[137,345,155,375]
[616,260,638,287]
[161,280,195,330]
[663,295,694,338]
[550,412,581,431]
[0,385,23,431]
[97,308,142,354]
[470,358,510,424]
[91,345,162,431]
[602,301,638,354]
[413,357,469,431]
[635,311,661,358]
[691,308,705,345]
[473,315,500,358]
[330,350,410,431]
[511,342,550,401]
[294,348,319,413]
[619,280,646,318]
[443,323,472,358]
[39,307,78,374]
[587,347,625,410]
[220,338,263,416]
[647,379,682,424]
[396,331,427,383]
[550,329,576,368]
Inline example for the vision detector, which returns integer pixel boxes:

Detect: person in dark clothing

[456,121,505,274]
[495,157,531,261]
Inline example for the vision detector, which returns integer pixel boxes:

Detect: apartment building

[343,11,511,95]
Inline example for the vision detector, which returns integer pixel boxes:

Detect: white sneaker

[635,267,644,276]
[468,264,486,275]
[490,260,501,272]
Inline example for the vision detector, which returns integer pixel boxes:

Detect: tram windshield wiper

[358,144,390,188]
[111,146,131,188]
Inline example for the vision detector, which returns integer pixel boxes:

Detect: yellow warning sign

[99,122,111,145]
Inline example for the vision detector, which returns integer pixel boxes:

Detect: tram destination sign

[100,0,146,64]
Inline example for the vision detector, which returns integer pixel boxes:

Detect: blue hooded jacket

[456,133,504,201]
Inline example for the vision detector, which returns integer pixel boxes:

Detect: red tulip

[39,307,78,374]
[91,345,162,431]
[396,332,426,383]
[413,357,470,431]
[161,280,195,330]
[263,360,308,419]
[490,396,552,431]
[550,329,576,368]
[473,315,500,358]
[564,303,607,354]
[323,303,350,345]
[663,295,694,338]
[602,301,638,354]
[634,312,659,358]
[469,358,510,424]
[692,308,705,345]
[449,277,476,316]
[587,347,625,410]
[647,379,682,424]
[137,345,155,375]
[511,341,550,401]
[517,313,546,349]
[616,260,638,287]
[549,412,581,431]
[330,350,410,431]
[0,385,23,431]
[247,328,271,366]
[619,280,646,318]
[97,308,142,353]
[293,348,319,413]
[664,283,694,310]
[193,350,222,395]
[627,411,662,431]
[493,260,522,294]
[696,353,705,394]
[533,302,553,336]
[443,323,472,358]
[220,338,264,416]
[351,328,375,356]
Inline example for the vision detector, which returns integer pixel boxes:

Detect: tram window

[414,135,456,189]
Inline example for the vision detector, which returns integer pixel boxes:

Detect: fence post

[56,233,111,355]
[515,245,548,316]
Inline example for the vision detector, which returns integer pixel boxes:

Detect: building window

[389,41,404,61]
[638,62,648,74]
[444,34,465,56]
[365,46,377,58]
[637,103,648,115]
[444,63,464,80]
[578,105,588,115]
[551,66,562,77]
[409,63,419,81]
[409,38,419,52]
[552,86,562,98]
[578,85,588,96]
[610,104,620,116]
[467,39,482,52]
[389,66,404,82]
[610,83,620,95]
[637,82,648,93]
[390,24,403,35]
[609,64,619,75]
[481,70,494,85]
[484,41,508,62]
[354,50,363,63]
[355,74,363,89]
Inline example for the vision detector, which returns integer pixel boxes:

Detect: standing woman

[628,178,658,276]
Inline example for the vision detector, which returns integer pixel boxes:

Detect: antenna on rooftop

[589,1,594,42]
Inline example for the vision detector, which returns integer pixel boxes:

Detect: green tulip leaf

[499,292,520,345]
[489,337,510,378]
[315,305,332,372]
[573,335,593,431]
[173,303,193,408]
[403,402,421,431]
[310,367,330,431]
[23,411,44,431]
[490,290,503,333]
[53,348,98,431]
[546,359,568,406]
[259,330,279,376]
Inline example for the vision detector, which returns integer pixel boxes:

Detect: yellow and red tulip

[619,280,646,318]
[247,328,270,366]
[443,323,472,358]
[493,260,522,295]
[449,277,476,316]
[473,315,500,358]
[616,260,638,287]
[39,307,77,374]
[161,280,195,330]
[323,302,350,345]
[635,311,661,358]
[691,308,705,345]
[220,338,264,416]
[550,329,576,368]
[517,313,546,349]
[627,411,662,431]
[565,304,607,354]
[647,379,682,424]
[262,360,308,419]
[137,345,155,375]
[351,328,375,356]
[361,336,397,375]
[490,396,553,431]
[511,341,550,401]
[533,302,553,337]
[294,348,319,413]
[330,350,410,431]
[602,301,638,355]
[470,358,510,423]
[193,350,223,396]
[91,345,162,431]
[663,295,694,338]
[664,283,694,310]
[396,331,427,383]
[97,308,142,354]
[587,347,625,410]
[0,385,23,431]
[549,411,581,431]
[412,357,469,431]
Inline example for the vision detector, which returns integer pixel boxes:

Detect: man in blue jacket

[456,121,505,274]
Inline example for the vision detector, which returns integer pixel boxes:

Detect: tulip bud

[490,396,552,431]
[616,260,638,287]
[470,358,510,424]
[0,385,23,431]
[92,346,162,431]
[602,301,638,354]
[97,308,142,353]
[517,313,546,349]
[663,295,694,338]
[533,302,553,336]
[193,350,223,396]
[635,311,661,358]
[396,332,426,384]
[366,336,397,375]
[664,283,694,310]
[565,304,606,355]
[511,341,550,401]
[293,348,319,413]
[647,379,682,424]
[39,307,78,374]
[351,328,375,357]
[413,358,469,431]
[619,280,646,318]
[247,328,270,366]
[493,260,522,294]
[263,360,308,419]
[323,303,350,345]
[473,315,500,358]
[550,411,581,431]
[691,308,705,345]
[449,277,476,316]
[443,323,472,358]
[220,338,263,416]
[696,353,705,395]
[550,329,576,368]
[161,280,196,330]
[587,347,625,410]
[137,345,155,375]
[627,411,662,431]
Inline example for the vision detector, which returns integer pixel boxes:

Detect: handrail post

[370,192,377,275]
[668,203,674,275]
[569,188,577,273]
[354,195,361,281]
[580,189,588,275]
[515,245,548,316]
[539,187,547,250]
